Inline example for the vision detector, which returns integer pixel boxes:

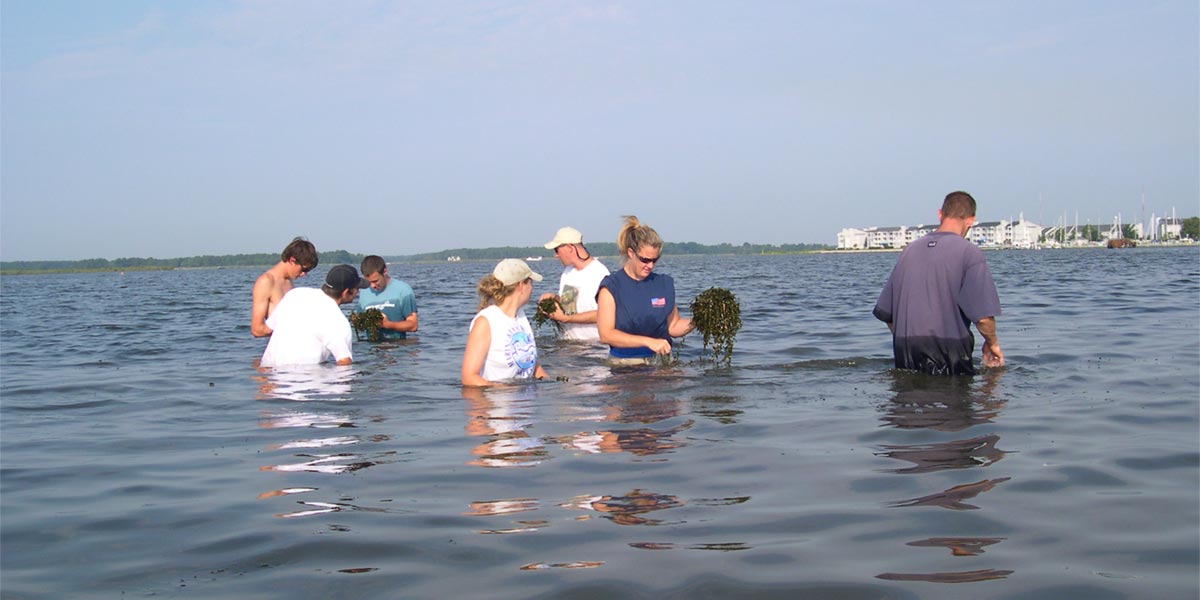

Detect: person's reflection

[559,489,683,526]
[254,363,391,502]
[876,434,1007,474]
[253,363,355,402]
[876,368,1013,580]
[555,392,692,457]
[462,385,548,468]
[557,421,694,457]
[906,537,1006,557]
[889,477,1011,510]
[879,369,1005,431]
[692,395,743,424]
[610,393,683,424]
[464,498,539,517]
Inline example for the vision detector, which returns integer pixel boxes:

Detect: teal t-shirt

[357,278,417,340]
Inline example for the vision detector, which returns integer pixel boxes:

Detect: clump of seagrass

[689,287,742,365]
[349,308,384,342]
[532,297,565,334]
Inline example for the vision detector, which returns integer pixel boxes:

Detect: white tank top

[470,305,538,381]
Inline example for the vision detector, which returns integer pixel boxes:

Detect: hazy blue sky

[3,1,1197,260]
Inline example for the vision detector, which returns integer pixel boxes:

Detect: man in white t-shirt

[261,265,369,367]
[539,226,610,342]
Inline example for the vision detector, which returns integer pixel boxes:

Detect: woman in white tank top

[461,259,549,386]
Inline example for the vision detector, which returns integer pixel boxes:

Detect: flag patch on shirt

[651,297,666,308]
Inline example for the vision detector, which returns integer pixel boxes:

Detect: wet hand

[983,342,1004,368]
[648,338,672,355]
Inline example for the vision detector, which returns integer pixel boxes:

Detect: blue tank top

[599,269,676,358]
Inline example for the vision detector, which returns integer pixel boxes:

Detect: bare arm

[555,309,597,324]
[666,306,693,338]
[461,317,495,387]
[597,287,672,355]
[250,274,274,337]
[382,311,419,333]
[537,293,596,324]
[975,316,1004,368]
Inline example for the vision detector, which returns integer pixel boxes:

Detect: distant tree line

[1,250,364,274]
[2,242,832,273]
[396,241,830,262]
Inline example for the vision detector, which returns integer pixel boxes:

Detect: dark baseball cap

[323,264,369,293]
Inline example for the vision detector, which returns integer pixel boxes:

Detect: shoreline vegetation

[0,242,829,275]
[4,240,1196,275]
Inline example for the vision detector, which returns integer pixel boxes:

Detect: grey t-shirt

[873,231,1001,375]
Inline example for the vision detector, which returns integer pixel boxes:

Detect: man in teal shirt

[357,255,418,339]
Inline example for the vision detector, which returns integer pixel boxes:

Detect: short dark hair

[360,255,387,277]
[281,237,318,270]
[941,191,977,219]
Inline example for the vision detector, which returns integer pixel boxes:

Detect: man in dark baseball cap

[322,264,370,296]
[261,265,368,367]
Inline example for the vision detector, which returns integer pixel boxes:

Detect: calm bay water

[2,247,1198,599]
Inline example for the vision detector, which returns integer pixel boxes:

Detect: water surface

[2,247,1197,598]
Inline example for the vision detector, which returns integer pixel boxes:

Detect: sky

[2,0,1197,261]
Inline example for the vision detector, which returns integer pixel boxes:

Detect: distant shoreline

[3,242,1195,275]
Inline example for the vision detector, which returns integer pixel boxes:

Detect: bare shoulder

[253,270,276,293]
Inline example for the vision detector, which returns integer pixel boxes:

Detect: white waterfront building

[838,218,1044,249]
[1148,216,1183,241]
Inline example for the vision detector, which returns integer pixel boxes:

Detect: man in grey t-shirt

[873,191,1004,375]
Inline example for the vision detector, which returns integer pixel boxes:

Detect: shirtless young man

[251,237,318,337]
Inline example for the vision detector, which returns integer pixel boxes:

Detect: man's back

[262,288,352,367]
[874,232,1000,375]
[263,269,294,313]
[251,264,296,337]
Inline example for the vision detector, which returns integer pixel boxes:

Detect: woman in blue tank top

[596,216,694,362]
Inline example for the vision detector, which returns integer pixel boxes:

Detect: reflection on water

[559,391,691,458]
[876,434,1008,474]
[907,537,1006,557]
[876,369,1015,581]
[462,386,548,468]
[879,370,1004,431]
[519,561,605,570]
[889,477,1012,510]
[255,363,395,516]
[274,498,400,519]
[252,364,355,402]
[560,490,684,526]
[628,542,751,552]
[876,568,1014,583]
[555,420,694,457]
[607,393,683,424]
[693,394,744,424]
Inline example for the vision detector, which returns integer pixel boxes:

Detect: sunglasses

[633,252,660,265]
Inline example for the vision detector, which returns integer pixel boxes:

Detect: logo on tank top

[506,329,537,374]
[651,297,666,308]
[927,240,938,247]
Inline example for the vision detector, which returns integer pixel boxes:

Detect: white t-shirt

[557,258,610,341]
[261,288,353,367]
[469,305,538,381]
